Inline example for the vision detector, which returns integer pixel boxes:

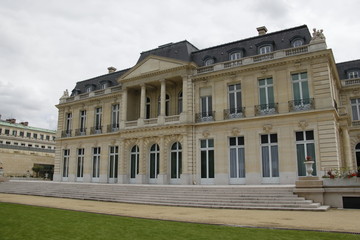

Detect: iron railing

[254,103,278,116]
[288,98,315,112]
[195,111,215,123]
[223,107,246,119]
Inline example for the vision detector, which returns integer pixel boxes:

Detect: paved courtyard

[0,193,359,234]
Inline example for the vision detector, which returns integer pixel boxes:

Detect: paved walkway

[1,193,359,234]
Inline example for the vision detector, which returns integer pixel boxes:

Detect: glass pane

[208,139,214,148]
[236,91,242,109]
[297,144,306,176]
[208,96,212,112]
[268,87,274,104]
[229,92,235,109]
[201,151,207,178]
[271,146,279,177]
[301,72,307,80]
[296,131,304,141]
[201,140,206,148]
[131,155,135,178]
[270,134,277,143]
[238,148,245,178]
[267,78,273,85]
[150,154,155,178]
[238,137,244,145]
[352,106,358,120]
[259,88,266,105]
[179,152,182,175]
[208,150,214,178]
[109,157,114,178]
[259,79,265,86]
[171,152,177,178]
[230,148,237,178]
[293,82,301,101]
[261,135,268,144]
[302,81,309,99]
[262,146,270,177]
[229,137,236,146]
[306,131,314,140]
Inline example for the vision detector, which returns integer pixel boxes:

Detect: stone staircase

[0,180,329,211]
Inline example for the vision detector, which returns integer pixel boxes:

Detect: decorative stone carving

[202,130,210,138]
[263,124,272,133]
[298,120,309,130]
[311,28,326,42]
[231,127,241,136]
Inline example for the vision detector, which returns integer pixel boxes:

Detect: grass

[0,202,358,240]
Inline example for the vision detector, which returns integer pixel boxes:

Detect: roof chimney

[20,122,29,126]
[6,118,16,124]
[108,66,117,73]
[257,26,268,36]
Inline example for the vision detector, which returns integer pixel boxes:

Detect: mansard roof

[336,59,360,80]
[69,25,314,95]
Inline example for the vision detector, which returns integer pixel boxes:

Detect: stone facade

[54,25,359,185]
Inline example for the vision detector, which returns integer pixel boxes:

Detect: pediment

[120,55,188,80]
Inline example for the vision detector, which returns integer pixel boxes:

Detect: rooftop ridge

[75,68,131,85]
[140,40,199,55]
[0,120,56,133]
[192,24,309,53]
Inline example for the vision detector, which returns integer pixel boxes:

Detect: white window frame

[260,134,279,183]
[108,146,118,183]
[230,52,242,61]
[111,104,120,131]
[351,98,360,121]
[229,137,245,184]
[200,139,215,184]
[348,70,360,79]
[130,145,139,183]
[92,147,101,182]
[77,148,84,181]
[259,45,272,54]
[62,149,70,180]
[228,83,242,116]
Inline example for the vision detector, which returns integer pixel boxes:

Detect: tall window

[79,110,86,134]
[355,144,360,174]
[171,142,182,179]
[65,113,72,135]
[296,131,316,176]
[351,98,360,121]
[229,137,245,179]
[146,97,151,119]
[94,107,102,133]
[261,134,279,178]
[200,96,213,119]
[62,149,70,178]
[77,148,84,179]
[259,78,275,113]
[292,72,310,108]
[111,104,120,130]
[178,91,183,114]
[259,45,272,54]
[228,84,242,115]
[149,144,160,179]
[109,146,118,179]
[200,139,214,179]
[92,147,101,179]
[130,145,139,179]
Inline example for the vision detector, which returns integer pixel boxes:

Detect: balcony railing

[195,111,215,123]
[107,124,119,133]
[61,130,72,138]
[75,128,87,136]
[90,126,102,134]
[224,107,246,120]
[144,118,158,125]
[342,78,360,87]
[288,98,315,112]
[352,121,360,127]
[165,115,180,122]
[254,103,278,116]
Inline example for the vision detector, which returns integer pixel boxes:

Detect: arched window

[149,144,160,180]
[171,142,182,179]
[130,145,139,179]
[178,91,183,114]
[292,39,304,47]
[259,45,272,54]
[204,58,215,66]
[229,51,242,61]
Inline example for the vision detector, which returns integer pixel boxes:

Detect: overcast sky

[1,0,359,130]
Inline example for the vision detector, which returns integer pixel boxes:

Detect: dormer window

[204,58,215,66]
[230,52,242,61]
[348,70,360,79]
[101,82,108,89]
[259,45,272,54]
[292,39,304,47]
[86,87,92,93]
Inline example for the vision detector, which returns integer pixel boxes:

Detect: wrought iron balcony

[61,130,72,138]
[107,124,119,133]
[288,98,315,112]
[224,107,246,120]
[195,111,215,123]
[90,126,102,134]
[75,128,87,136]
[254,103,278,116]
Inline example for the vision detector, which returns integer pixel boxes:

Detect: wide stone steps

[0,180,330,211]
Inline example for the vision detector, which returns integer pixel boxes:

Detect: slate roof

[70,25,313,94]
[0,120,56,134]
[336,60,360,80]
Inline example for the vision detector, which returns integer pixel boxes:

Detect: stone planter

[323,177,360,187]
[304,161,315,176]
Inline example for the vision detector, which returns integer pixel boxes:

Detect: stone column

[157,136,168,184]
[136,138,147,183]
[140,84,146,119]
[180,76,188,122]
[341,126,354,169]
[118,139,128,183]
[158,79,166,124]
[120,88,127,128]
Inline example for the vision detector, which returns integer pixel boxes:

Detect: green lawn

[0,202,358,240]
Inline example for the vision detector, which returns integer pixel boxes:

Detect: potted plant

[304,156,315,176]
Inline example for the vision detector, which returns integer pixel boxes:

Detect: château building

[54,25,360,185]
[0,117,56,178]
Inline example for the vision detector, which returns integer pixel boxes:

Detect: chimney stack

[108,66,117,73]
[20,122,29,126]
[257,26,268,36]
[6,118,16,124]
